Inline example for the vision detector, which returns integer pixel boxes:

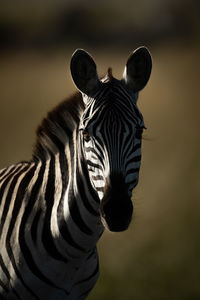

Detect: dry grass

[0,42,200,299]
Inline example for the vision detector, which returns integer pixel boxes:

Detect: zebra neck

[71,146,104,243]
[40,143,103,258]
[30,92,104,254]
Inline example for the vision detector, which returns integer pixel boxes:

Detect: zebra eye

[82,130,90,142]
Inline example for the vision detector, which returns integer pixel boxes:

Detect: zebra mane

[100,68,113,83]
[33,92,84,160]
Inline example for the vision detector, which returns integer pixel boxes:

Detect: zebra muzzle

[100,173,133,232]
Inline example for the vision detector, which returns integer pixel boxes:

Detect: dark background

[0,0,200,299]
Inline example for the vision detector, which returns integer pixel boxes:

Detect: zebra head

[70,48,152,232]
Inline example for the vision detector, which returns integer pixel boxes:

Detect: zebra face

[80,90,145,198]
[71,48,152,232]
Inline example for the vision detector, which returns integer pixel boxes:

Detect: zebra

[0,47,152,299]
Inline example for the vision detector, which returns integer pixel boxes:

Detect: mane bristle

[33,92,84,160]
[100,68,113,83]
[107,68,113,81]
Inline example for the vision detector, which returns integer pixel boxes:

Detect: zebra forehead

[85,107,142,131]
[82,80,144,127]
[94,94,142,121]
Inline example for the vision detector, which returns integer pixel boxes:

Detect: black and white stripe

[0,47,152,299]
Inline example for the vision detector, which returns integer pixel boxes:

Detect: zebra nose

[100,173,133,232]
[100,198,133,232]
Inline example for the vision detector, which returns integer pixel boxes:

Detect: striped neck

[31,93,104,257]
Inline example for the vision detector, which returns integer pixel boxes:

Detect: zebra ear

[70,49,100,95]
[122,47,152,92]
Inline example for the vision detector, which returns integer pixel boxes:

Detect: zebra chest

[3,247,99,299]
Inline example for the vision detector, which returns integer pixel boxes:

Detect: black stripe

[49,111,73,138]
[48,131,64,152]
[0,254,10,284]
[0,165,23,207]
[114,85,132,100]
[59,218,86,252]
[84,147,104,166]
[0,165,29,238]
[0,168,6,177]
[0,166,9,180]
[133,142,141,152]
[86,160,103,171]
[126,167,140,176]
[76,168,99,215]
[59,150,69,193]
[68,188,93,235]
[84,147,97,153]
[92,175,104,181]
[132,155,141,162]
[0,256,21,298]
[42,155,68,263]
[112,86,143,121]
[31,209,42,244]
[19,163,64,291]
[96,187,104,192]
[79,141,100,202]
[127,178,138,186]
[92,139,104,158]
[125,148,141,165]
[0,165,17,182]
[0,281,7,299]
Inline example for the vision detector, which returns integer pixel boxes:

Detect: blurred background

[0,0,200,299]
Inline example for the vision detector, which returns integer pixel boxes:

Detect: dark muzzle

[100,173,133,232]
